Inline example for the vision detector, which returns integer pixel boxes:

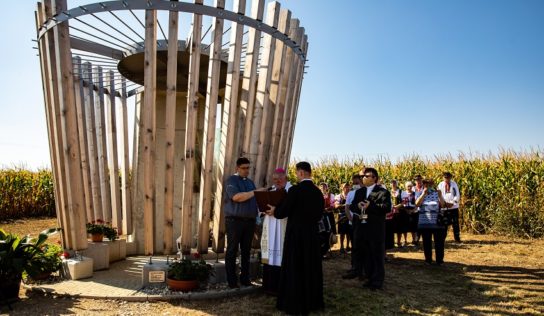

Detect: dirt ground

[1,218,543,315]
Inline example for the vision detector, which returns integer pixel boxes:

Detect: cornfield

[0,168,55,221]
[2,149,543,238]
[288,150,544,238]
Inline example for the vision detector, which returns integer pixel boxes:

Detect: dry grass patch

[1,218,543,315]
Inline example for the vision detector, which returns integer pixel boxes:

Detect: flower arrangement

[86,219,118,241]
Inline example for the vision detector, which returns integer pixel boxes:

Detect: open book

[254,189,287,212]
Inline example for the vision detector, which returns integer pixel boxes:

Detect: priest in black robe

[265,161,324,314]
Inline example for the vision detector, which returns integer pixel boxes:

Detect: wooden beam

[276,22,302,169]
[69,36,124,60]
[94,66,113,223]
[143,8,158,255]
[284,34,308,167]
[197,0,225,254]
[212,0,246,253]
[52,0,87,250]
[181,0,204,255]
[163,8,179,254]
[249,1,281,185]
[82,62,102,223]
[238,0,265,157]
[37,1,69,249]
[255,8,290,187]
[106,70,122,232]
[118,79,132,236]
[72,57,94,223]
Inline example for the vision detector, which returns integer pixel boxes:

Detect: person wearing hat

[261,168,291,295]
[438,172,461,242]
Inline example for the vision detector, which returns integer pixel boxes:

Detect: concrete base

[106,239,127,263]
[141,257,170,287]
[62,256,93,280]
[209,261,226,284]
[82,242,110,271]
[126,239,138,256]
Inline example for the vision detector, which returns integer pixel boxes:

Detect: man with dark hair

[224,157,262,288]
[349,167,391,290]
[438,172,461,242]
[265,161,324,314]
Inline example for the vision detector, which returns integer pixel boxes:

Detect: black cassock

[274,179,324,314]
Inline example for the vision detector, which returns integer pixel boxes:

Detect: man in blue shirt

[224,157,261,288]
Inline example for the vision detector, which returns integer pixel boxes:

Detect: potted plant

[166,258,214,291]
[24,243,63,281]
[86,219,118,242]
[0,228,59,302]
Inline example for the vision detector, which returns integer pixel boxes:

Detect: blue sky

[1,0,543,169]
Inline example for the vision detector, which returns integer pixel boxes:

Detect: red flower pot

[91,233,104,242]
[166,278,199,292]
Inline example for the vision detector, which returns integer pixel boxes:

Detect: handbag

[437,211,452,226]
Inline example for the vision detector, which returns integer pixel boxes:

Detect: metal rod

[73,17,140,51]
[69,26,133,51]
[109,10,145,43]
[90,12,144,48]
[71,51,119,61]
[129,9,146,30]
[201,23,212,41]
[157,18,168,46]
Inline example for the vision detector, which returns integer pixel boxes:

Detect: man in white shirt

[437,172,461,242]
[261,168,291,295]
[342,174,363,279]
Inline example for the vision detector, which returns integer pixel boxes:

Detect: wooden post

[72,57,93,223]
[52,0,87,250]
[276,23,302,169]
[36,1,68,248]
[94,66,113,223]
[249,1,281,185]
[181,0,204,255]
[284,34,308,167]
[268,19,299,174]
[82,62,102,223]
[212,0,246,253]
[254,8,290,187]
[143,8,158,255]
[239,0,265,157]
[163,8,179,254]
[197,0,225,254]
[106,70,122,232]
[119,79,132,236]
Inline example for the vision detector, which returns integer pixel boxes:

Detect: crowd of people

[223,157,461,314]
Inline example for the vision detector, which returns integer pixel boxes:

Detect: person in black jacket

[265,161,324,314]
[349,167,391,290]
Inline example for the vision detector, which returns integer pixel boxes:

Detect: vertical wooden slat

[197,0,225,254]
[284,34,308,167]
[276,23,302,169]
[52,0,87,250]
[131,92,144,247]
[106,71,122,232]
[212,0,246,253]
[249,1,281,185]
[72,57,93,223]
[36,1,68,248]
[94,66,113,223]
[82,62,102,223]
[238,0,265,157]
[118,79,132,236]
[255,8,290,187]
[163,8,179,254]
[268,18,299,173]
[181,0,204,255]
[143,9,158,255]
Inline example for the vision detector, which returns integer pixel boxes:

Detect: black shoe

[424,260,433,265]
[228,284,239,289]
[342,271,358,279]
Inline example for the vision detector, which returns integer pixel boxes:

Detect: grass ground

[1,217,543,315]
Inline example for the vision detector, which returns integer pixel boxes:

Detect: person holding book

[260,168,291,295]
